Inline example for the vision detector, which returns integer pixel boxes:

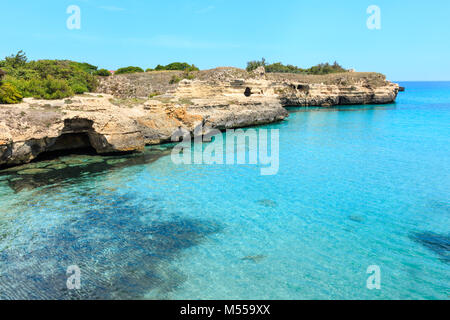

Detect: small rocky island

[0,67,399,167]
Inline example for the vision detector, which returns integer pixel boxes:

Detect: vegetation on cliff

[246,58,348,75]
[115,66,145,75]
[148,62,199,72]
[169,70,196,84]
[94,69,112,76]
[116,63,198,74]
[0,51,98,103]
[0,82,23,104]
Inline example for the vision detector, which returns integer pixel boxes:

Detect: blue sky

[1,0,449,80]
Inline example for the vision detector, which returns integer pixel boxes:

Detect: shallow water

[0,81,449,299]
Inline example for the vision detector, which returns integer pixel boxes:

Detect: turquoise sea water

[0,82,449,299]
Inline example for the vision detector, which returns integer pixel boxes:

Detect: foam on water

[0,82,449,299]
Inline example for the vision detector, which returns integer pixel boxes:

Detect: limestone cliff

[0,68,399,167]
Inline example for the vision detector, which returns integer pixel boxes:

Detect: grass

[109,97,146,108]
[178,98,194,105]
[148,92,162,98]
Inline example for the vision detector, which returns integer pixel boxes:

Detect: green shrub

[8,76,74,100]
[115,66,144,75]
[0,51,99,99]
[246,59,347,75]
[71,62,98,74]
[3,50,27,69]
[265,62,304,74]
[28,60,97,92]
[94,69,112,76]
[154,62,199,72]
[0,66,39,80]
[69,82,88,94]
[183,70,195,80]
[41,76,74,99]
[169,75,182,84]
[246,58,266,72]
[0,82,23,104]
[148,91,161,98]
[306,62,347,75]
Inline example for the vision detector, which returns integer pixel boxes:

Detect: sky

[1,0,449,81]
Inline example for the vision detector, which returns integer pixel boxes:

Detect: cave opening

[244,87,252,97]
[34,132,97,162]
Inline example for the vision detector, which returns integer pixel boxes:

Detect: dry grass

[266,72,388,86]
[109,97,146,108]
[98,68,390,100]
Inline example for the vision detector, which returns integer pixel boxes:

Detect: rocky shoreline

[0,67,399,168]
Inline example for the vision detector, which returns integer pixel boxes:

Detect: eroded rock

[0,68,399,168]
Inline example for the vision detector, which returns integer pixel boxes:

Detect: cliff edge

[0,68,398,167]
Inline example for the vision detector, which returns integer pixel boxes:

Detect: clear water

[0,82,449,300]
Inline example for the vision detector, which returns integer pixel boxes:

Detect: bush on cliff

[169,70,196,84]
[27,60,97,92]
[265,62,303,74]
[246,58,347,75]
[246,58,266,72]
[154,62,199,72]
[71,62,98,74]
[94,69,112,76]
[8,76,74,100]
[0,82,23,104]
[115,66,144,75]
[0,51,98,100]
[2,50,27,69]
[306,62,347,75]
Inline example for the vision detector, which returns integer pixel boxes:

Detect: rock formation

[0,68,399,167]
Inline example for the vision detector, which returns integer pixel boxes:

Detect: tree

[246,58,266,72]
[5,50,28,69]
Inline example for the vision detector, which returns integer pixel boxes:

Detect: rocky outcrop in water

[0,68,399,167]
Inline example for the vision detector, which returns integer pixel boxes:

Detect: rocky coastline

[0,67,399,168]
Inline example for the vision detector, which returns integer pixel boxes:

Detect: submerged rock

[241,255,266,263]
[410,231,450,263]
[106,158,128,165]
[257,199,278,208]
[62,157,104,167]
[428,200,450,214]
[348,215,365,223]
[0,189,222,299]
[17,168,52,175]
[3,148,172,193]
[46,163,68,170]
